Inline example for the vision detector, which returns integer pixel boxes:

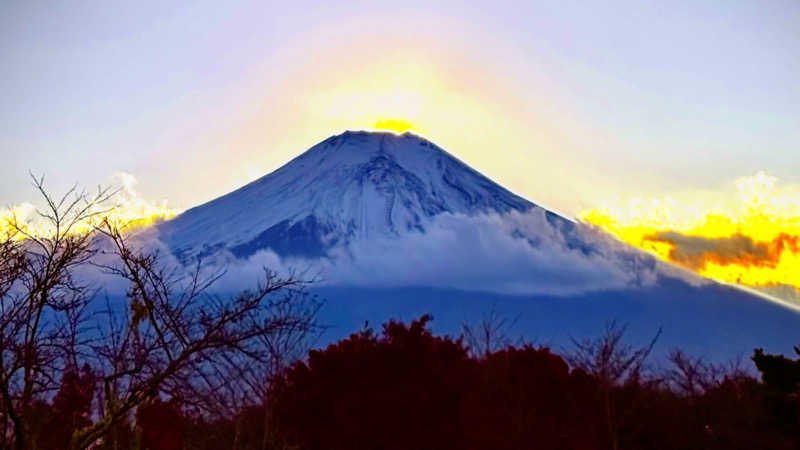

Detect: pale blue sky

[2,0,799,215]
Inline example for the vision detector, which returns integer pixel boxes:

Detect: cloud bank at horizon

[580,172,800,303]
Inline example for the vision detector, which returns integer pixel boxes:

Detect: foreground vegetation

[8,314,799,450]
[0,179,320,449]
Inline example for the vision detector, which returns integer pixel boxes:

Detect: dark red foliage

[270,316,608,450]
[136,399,185,450]
[263,316,800,450]
[271,315,474,450]
[39,364,96,449]
[462,346,604,449]
[15,316,797,450]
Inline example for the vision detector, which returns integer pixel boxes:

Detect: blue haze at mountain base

[309,279,800,362]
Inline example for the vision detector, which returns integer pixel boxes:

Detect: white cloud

[82,209,699,298]
[320,209,658,295]
[176,209,673,296]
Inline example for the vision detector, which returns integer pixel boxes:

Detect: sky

[2,0,798,214]
[2,1,800,297]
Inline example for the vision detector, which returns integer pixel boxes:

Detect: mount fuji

[156,131,800,359]
[160,130,559,260]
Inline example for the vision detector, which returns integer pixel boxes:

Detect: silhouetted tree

[0,177,320,450]
[136,398,184,450]
[271,315,474,450]
[566,321,661,450]
[461,306,521,358]
[752,346,800,436]
[462,345,604,449]
[44,364,97,449]
[70,218,320,449]
[0,175,112,450]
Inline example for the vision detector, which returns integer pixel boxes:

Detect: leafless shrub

[67,218,321,449]
[566,321,662,450]
[0,174,113,450]
[461,306,522,358]
[567,320,661,385]
[0,176,320,450]
[665,349,748,397]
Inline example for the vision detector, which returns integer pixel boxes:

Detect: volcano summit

[160,130,564,260]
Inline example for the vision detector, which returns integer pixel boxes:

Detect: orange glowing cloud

[579,172,800,296]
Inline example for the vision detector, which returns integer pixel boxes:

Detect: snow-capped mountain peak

[159,130,542,260]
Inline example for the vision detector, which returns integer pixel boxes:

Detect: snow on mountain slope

[159,130,565,261]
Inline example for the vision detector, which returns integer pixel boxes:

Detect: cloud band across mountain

[197,210,667,297]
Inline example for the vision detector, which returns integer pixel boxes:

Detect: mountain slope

[155,130,800,359]
[159,130,562,260]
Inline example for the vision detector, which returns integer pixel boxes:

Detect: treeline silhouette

[260,316,800,450]
[16,315,796,450]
